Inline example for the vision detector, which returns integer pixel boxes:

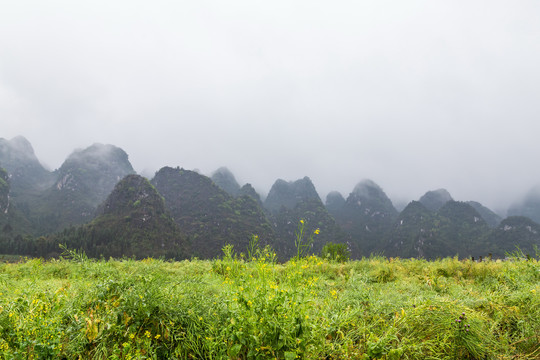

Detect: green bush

[320,242,350,263]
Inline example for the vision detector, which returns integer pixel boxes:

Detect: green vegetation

[265,177,348,260]
[330,179,399,258]
[320,242,350,262]
[0,251,538,359]
[151,167,275,259]
[384,201,492,260]
[3,136,540,262]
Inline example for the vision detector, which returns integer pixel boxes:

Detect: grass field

[0,249,538,359]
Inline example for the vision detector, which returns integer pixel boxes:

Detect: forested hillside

[1,136,539,260]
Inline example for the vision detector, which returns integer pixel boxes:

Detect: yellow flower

[145,330,151,338]
[314,228,320,235]
[300,219,304,224]
[155,334,161,340]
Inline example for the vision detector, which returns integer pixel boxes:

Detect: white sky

[1,0,540,212]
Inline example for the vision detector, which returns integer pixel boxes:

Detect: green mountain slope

[384,201,490,259]
[330,180,398,257]
[467,201,502,228]
[508,186,540,224]
[418,189,453,211]
[482,216,540,258]
[0,136,54,199]
[264,177,348,259]
[47,174,187,259]
[211,167,241,196]
[32,143,135,234]
[152,167,275,258]
[0,167,39,254]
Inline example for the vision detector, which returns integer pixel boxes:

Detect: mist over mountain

[325,191,346,215]
[0,136,54,199]
[467,201,502,228]
[56,143,135,204]
[507,186,540,224]
[263,177,348,258]
[211,167,264,206]
[419,189,453,212]
[330,179,398,256]
[31,143,135,234]
[211,167,241,197]
[0,167,8,214]
[0,167,32,240]
[384,200,490,259]
[264,177,321,213]
[483,216,540,258]
[238,183,263,206]
[1,136,539,260]
[3,0,540,235]
[0,166,39,255]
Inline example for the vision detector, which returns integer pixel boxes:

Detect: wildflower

[155,334,161,339]
[300,219,304,224]
[314,228,320,235]
[145,330,151,338]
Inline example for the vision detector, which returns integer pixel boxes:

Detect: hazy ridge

[1,136,539,260]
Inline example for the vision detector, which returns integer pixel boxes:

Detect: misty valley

[1,135,539,261]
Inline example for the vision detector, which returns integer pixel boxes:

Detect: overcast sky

[1,1,540,212]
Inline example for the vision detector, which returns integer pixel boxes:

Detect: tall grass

[0,254,538,359]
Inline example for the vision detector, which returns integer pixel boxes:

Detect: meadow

[0,247,538,359]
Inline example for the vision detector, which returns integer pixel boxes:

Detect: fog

[1,1,540,212]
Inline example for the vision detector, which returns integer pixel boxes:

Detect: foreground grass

[0,254,538,359]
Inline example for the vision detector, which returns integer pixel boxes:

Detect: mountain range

[1,136,539,260]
